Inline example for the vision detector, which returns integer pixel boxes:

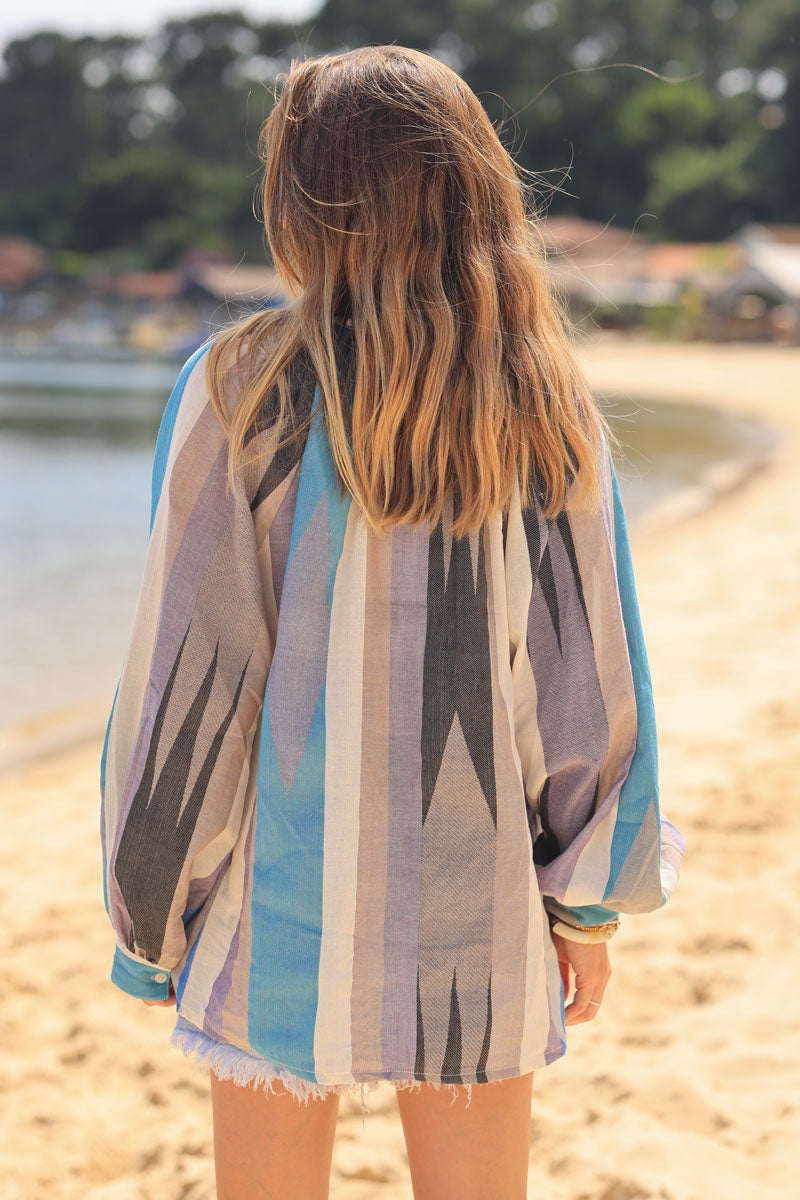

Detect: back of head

[207,44,613,538]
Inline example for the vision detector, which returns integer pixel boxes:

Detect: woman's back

[101,322,683,1107]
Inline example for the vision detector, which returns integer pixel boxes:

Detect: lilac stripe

[380,524,430,1075]
[204,803,258,1031]
[527,526,609,846]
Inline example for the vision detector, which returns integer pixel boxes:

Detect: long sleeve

[508,424,685,930]
[99,340,275,1000]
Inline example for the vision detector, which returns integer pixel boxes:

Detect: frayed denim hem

[169,1013,507,1128]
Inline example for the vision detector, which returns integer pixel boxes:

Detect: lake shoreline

[0,340,788,776]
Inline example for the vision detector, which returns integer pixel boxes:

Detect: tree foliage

[0,0,796,264]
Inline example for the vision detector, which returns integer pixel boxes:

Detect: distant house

[0,236,49,291]
[0,236,52,325]
[733,221,800,246]
[705,223,800,342]
[535,216,800,341]
[98,270,183,301]
[180,262,288,318]
[538,215,639,258]
[81,269,187,351]
[641,241,742,294]
[72,257,289,352]
[536,216,653,323]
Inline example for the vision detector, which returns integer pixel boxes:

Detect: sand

[2,334,799,1199]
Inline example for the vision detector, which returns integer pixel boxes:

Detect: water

[0,352,780,736]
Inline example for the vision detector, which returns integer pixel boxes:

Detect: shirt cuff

[543,898,621,928]
[110,944,173,1000]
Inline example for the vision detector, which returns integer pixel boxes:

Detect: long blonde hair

[206,44,616,539]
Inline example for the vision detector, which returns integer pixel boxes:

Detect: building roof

[0,236,49,288]
[99,271,182,299]
[744,241,800,300]
[186,263,285,303]
[537,215,644,259]
[732,221,800,246]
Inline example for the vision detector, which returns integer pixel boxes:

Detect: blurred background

[2,1,799,345]
[2,0,797,742]
[1,0,798,738]
[1,5,798,1199]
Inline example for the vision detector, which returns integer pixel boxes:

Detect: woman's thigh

[395,1071,534,1200]
[209,1072,340,1200]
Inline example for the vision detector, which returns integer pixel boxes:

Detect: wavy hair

[205,44,618,538]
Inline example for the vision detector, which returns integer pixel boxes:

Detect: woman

[99,45,685,1200]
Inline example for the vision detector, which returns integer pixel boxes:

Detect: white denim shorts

[169,1010,503,1126]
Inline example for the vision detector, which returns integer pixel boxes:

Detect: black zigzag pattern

[115,624,251,962]
[531,776,561,865]
[553,509,593,643]
[475,972,493,1083]
[414,968,426,1080]
[414,967,494,1084]
[420,486,497,827]
[248,349,319,514]
[440,966,463,1083]
[524,507,592,660]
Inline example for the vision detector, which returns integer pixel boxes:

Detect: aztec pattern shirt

[99,326,686,1087]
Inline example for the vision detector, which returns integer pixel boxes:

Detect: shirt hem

[170,1009,567,1099]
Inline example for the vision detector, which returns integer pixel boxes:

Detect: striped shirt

[100,325,686,1087]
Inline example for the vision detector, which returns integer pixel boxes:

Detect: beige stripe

[313,504,369,1084]
[533,895,567,1064]
[562,780,621,905]
[253,459,302,644]
[104,472,172,838]
[519,849,555,1066]
[606,799,661,911]
[350,527,393,1073]
[168,355,218,473]
[504,477,548,811]
[565,450,637,809]
[486,492,552,1066]
[220,768,260,1047]
[160,361,224,576]
[483,513,532,1073]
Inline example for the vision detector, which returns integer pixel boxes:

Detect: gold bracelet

[550,919,619,943]
[546,912,620,930]
[548,916,620,943]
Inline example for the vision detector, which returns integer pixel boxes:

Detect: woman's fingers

[552,935,611,1024]
[564,976,606,1024]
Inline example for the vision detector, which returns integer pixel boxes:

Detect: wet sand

[1,334,798,1198]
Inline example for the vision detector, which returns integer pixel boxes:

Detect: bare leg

[209,1072,340,1200]
[396,1072,534,1200]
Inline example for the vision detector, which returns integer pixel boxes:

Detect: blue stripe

[247,388,353,1082]
[110,944,172,1000]
[149,340,214,533]
[603,450,660,899]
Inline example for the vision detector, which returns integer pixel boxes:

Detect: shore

[2,334,798,1198]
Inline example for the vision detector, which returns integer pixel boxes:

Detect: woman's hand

[551,932,611,1024]
[143,985,177,1008]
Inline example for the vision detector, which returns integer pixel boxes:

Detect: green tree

[0,1,796,257]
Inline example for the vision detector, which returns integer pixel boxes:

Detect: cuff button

[151,972,168,983]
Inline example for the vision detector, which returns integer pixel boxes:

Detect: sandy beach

[2,333,798,1199]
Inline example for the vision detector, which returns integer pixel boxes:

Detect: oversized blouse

[99,327,685,1087]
